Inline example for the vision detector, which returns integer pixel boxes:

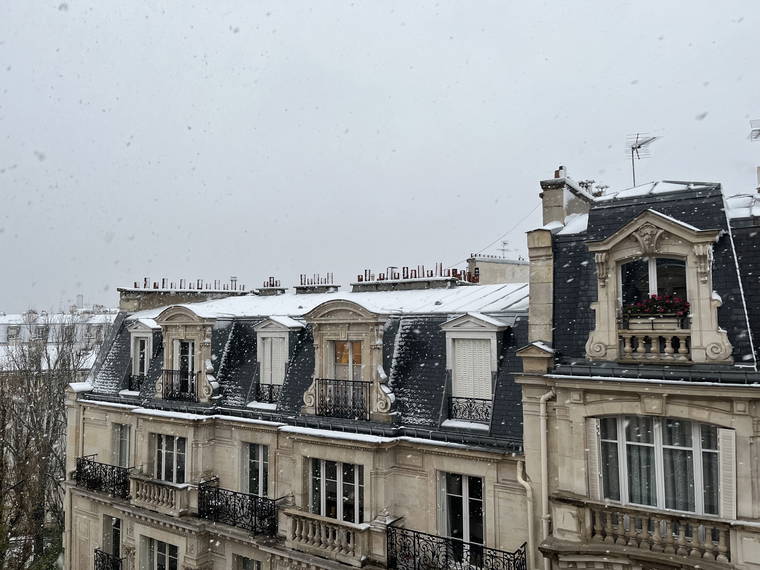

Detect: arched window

[589,416,734,517]
[620,257,686,306]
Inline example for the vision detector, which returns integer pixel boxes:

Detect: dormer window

[260,336,287,385]
[621,258,687,305]
[440,313,508,425]
[586,209,733,364]
[133,337,150,376]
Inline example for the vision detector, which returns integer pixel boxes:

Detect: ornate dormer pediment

[305,299,382,324]
[253,316,304,332]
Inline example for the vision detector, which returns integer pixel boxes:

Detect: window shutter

[453,339,474,398]
[586,418,602,501]
[272,337,287,385]
[261,338,272,384]
[718,428,736,520]
[472,339,492,399]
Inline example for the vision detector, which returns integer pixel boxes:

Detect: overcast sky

[1,1,759,312]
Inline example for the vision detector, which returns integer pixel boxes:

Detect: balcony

[448,397,493,424]
[550,495,731,566]
[74,456,131,499]
[130,474,192,517]
[162,369,199,401]
[250,382,282,405]
[284,508,371,567]
[618,316,691,363]
[94,548,123,570]
[387,525,527,570]
[198,478,280,536]
[315,378,370,420]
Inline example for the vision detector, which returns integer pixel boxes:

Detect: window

[153,434,186,484]
[621,258,686,305]
[35,325,49,340]
[6,326,19,342]
[332,340,362,381]
[441,473,484,545]
[145,538,178,570]
[246,443,268,497]
[310,459,364,523]
[103,516,121,559]
[260,335,287,385]
[452,339,492,399]
[133,336,150,376]
[112,424,131,468]
[596,416,723,515]
[234,555,261,570]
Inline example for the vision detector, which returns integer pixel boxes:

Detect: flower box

[625,315,685,331]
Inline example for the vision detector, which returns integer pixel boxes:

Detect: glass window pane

[663,419,692,447]
[600,417,617,440]
[621,259,649,305]
[703,451,719,515]
[351,341,362,364]
[325,477,338,519]
[249,445,260,495]
[446,486,464,539]
[625,416,654,444]
[663,448,695,511]
[701,425,718,450]
[310,460,321,514]
[626,444,656,506]
[357,465,364,523]
[334,341,349,365]
[656,258,687,299]
[446,473,463,496]
[601,441,621,501]
[468,500,483,545]
[468,475,483,500]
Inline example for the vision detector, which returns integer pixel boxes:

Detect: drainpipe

[539,388,556,570]
[516,460,535,569]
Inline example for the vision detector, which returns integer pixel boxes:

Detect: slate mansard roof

[87,283,529,451]
[549,180,760,378]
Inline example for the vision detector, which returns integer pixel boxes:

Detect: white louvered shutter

[453,339,474,398]
[261,338,272,384]
[272,337,287,385]
[471,339,492,399]
[718,428,737,520]
[586,418,602,500]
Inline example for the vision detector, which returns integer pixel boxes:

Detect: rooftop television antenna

[626,133,659,186]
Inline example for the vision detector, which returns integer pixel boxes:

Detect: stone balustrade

[284,508,371,567]
[130,475,193,517]
[551,494,731,566]
[618,317,691,363]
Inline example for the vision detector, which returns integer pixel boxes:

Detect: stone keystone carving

[632,222,665,255]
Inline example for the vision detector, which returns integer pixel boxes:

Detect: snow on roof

[443,312,510,327]
[595,180,718,202]
[646,209,703,232]
[128,283,530,321]
[557,213,589,235]
[725,194,760,219]
[268,315,305,329]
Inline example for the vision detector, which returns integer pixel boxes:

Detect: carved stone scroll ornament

[632,223,665,256]
[302,379,317,408]
[594,252,609,287]
[693,243,713,284]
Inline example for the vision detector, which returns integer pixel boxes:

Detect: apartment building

[519,173,760,570]
[64,271,531,569]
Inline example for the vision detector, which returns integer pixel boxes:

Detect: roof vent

[295,273,339,294]
[257,277,286,296]
[351,263,478,293]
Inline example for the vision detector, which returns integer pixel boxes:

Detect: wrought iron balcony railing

[75,456,131,499]
[94,548,123,570]
[448,397,493,424]
[127,374,147,392]
[198,478,280,536]
[315,378,371,420]
[250,382,282,404]
[161,369,199,401]
[387,525,527,570]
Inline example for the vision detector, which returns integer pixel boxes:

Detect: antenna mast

[626,133,659,186]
